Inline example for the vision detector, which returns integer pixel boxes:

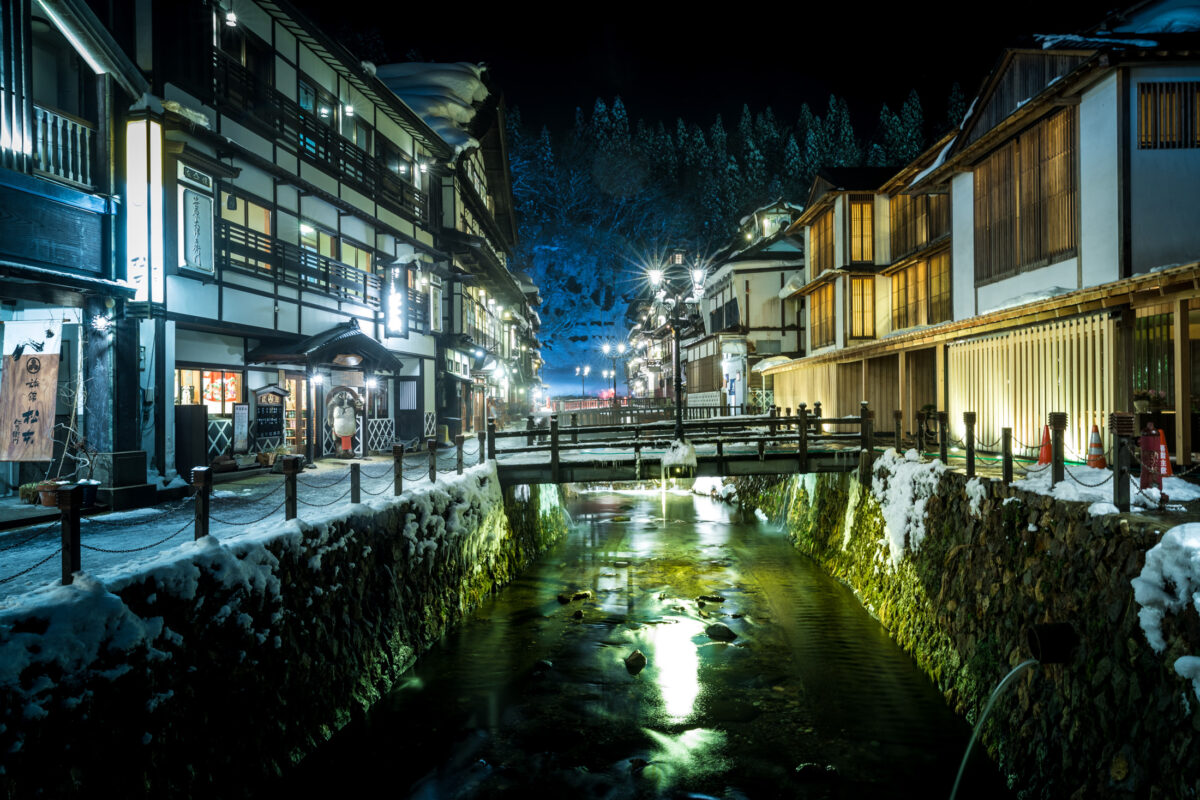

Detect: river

[283,487,1013,799]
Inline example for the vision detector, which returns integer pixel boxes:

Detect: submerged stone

[624,649,648,674]
[705,623,737,641]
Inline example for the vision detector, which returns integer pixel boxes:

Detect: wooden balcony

[217,219,382,309]
[214,54,428,225]
[32,104,94,190]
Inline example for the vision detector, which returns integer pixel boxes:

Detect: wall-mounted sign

[232,403,249,454]
[126,119,164,303]
[383,265,408,339]
[178,163,212,191]
[0,321,62,461]
[180,188,214,277]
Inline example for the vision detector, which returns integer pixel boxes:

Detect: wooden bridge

[488,402,874,487]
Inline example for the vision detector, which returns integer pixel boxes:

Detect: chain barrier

[212,481,286,505]
[209,497,288,526]
[81,496,194,527]
[80,518,195,553]
[359,478,396,496]
[361,464,394,479]
[1017,461,1052,474]
[0,521,60,552]
[1064,464,1114,488]
[0,548,62,584]
[975,433,1002,449]
[297,487,353,507]
[296,472,350,489]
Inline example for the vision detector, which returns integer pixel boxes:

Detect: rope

[296,472,350,489]
[1064,464,1114,488]
[0,549,62,584]
[209,497,287,525]
[297,487,352,507]
[80,518,195,552]
[0,521,60,552]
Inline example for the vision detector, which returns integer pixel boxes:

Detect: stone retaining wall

[734,467,1200,799]
[0,467,567,797]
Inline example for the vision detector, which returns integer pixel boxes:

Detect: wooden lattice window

[1138,82,1200,149]
[850,276,874,338]
[811,283,835,349]
[849,196,874,263]
[811,208,834,275]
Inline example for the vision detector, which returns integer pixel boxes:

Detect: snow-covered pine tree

[782,133,806,199]
[945,82,968,133]
[609,96,632,153]
[897,90,925,163]
[825,95,860,167]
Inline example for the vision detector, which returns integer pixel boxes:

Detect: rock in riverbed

[705,623,737,641]
[624,649,648,674]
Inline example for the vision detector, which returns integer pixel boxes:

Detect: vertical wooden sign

[1,321,62,461]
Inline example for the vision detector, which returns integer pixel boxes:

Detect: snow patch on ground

[1016,463,1200,511]
[871,449,947,566]
[1132,523,1200,699]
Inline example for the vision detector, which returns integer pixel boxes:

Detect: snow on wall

[1133,523,1200,699]
[0,464,567,794]
[870,448,948,566]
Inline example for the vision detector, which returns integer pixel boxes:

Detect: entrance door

[284,374,308,454]
[394,377,421,443]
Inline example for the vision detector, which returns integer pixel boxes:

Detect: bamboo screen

[1137,82,1200,149]
[849,196,874,263]
[811,209,834,275]
[947,313,1115,461]
[769,361,838,419]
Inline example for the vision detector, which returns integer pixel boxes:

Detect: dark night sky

[296,1,1116,132]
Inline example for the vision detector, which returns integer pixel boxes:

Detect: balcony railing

[214,54,428,224]
[32,104,94,189]
[217,219,381,308]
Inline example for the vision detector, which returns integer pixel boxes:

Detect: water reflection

[645,616,703,722]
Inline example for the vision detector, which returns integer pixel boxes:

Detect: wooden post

[798,403,809,473]
[916,411,926,453]
[937,411,949,464]
[717,439,725,472]
[1175,298,1192,467]
[964,411,977,478]
[350,462,361,504]
[785,407,792,431]
[58,484,82,585]
[1002,428,1013,485]
[192,466,211,540]
[550,414,560,483]
[893,409,903,452]
[769,407,777,436]
[757,440,766,461]
[477,430,486,466]
[487,417,497,460]
[1110,412,1135,512]
[812,401,822,433]
[456,434,464,475]
[859,401,873,481]
[1049,412,1067,487]
[393,444,405,496]
[571,412,579,443]
[526,415,535,446]
[428,438,437,483]
[283,456,300,518]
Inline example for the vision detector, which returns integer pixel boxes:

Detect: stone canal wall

[0,465,567,797]
[734,455,1200,800]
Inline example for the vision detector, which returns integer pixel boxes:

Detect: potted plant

[1133,388,1152,413]
[36,479,64,507]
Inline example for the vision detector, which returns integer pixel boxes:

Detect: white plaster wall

[874,194,891,265]
[1129,65,1200,273]
[1079,71,1120,288]
[222,287,275,329]
[832,198,845,268]
[166,276,217,318]
[175,329,244,366]
[976,256,1077,314]
[950,172,975,321]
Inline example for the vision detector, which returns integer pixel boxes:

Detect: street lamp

[645,258,705,440]
[575,365,590,396]
[601,341,628,405]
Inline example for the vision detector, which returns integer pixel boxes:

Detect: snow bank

[871,448,947,566]
[691,476,736,503]
[662,439,697,468]
[1016,463,1200,511]
[1132,523,1200,699]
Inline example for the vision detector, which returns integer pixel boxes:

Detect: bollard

[964,411,977,478]
[798,403,809,473]
[571,412,579,443]
[859,402,874,481]
[916,411,926,454]
[487,417,497,460]
[1002,428,1013,485]
[283,456,300,519]
[428,438,437,483]
[1048,411,1068,487]
[894,409,903,451]
[456,434,464,475]
[477,430,486,466]
[1110,412,1136,512]
[350,462,361,504]
[58,484,82,585]
[812,401,822,435]
[550,415,560,483]
[393,444,405,497]
[938,411,949,464]
[192,466,212,540]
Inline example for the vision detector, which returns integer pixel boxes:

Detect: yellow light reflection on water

[647,618,701,722]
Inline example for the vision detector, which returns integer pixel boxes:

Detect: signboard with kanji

[1,321,62,461]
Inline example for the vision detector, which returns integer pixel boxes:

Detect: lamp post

[601,342,627,405]
[648,261,705,440]
[575,365,590,397]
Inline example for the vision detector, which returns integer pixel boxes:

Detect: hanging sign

[383,265,408,339]
[1,321,63,461]
[180,188,214,277]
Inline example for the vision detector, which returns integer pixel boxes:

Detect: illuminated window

[1138,82,1200,149]
[811,209,834,275]
[850,277,874,338]
[849,196,874,263]
[891,253,950,331]
[175,368,241,415]
[928,252,951,324]
[811,283,835,349]
[220,192,273,271]
[299,221,336,259]
[341,241,372,272]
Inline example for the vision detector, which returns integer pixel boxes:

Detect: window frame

[811,282,835,350]
[849,276,875,338]
[849,195,874,263]
[1138,81,1200,150]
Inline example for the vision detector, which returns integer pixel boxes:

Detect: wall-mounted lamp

[344,104,355,118]
[312,374,324,386]
[225,10,237,27]
[226,193,238,211]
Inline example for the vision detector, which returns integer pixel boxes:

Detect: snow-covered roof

[1033,32,1159,49]
[375,62,489,154]
[1112,3,1200,34]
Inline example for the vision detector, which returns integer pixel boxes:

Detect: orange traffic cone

[1086,424,1107,469]
[1158,428,1174,477]
[1037,425,1052,465]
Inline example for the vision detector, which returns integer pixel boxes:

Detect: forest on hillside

[506,88,967,377]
